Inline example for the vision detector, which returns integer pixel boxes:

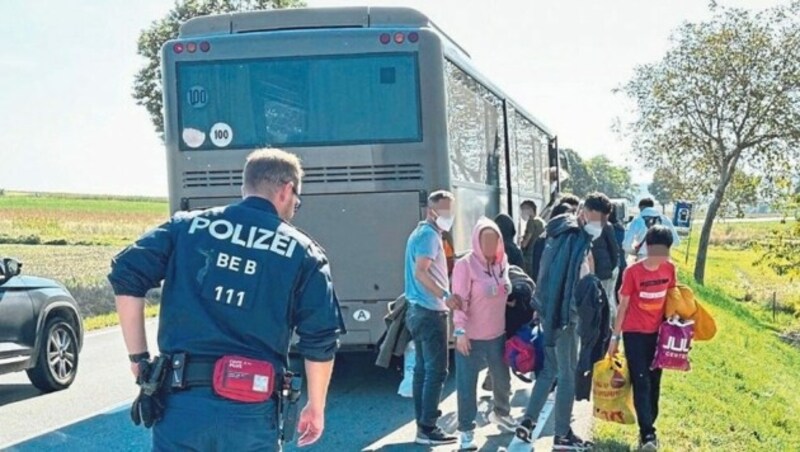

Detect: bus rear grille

[304,164,423,184]
[183,164,423,188]
[182,170,242,188]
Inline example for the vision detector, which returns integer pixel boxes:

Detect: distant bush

[0,234,42,245]
[43,239,69,246]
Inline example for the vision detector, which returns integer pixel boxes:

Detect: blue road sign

[673,201,693,228]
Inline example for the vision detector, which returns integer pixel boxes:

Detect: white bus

[161,7,562,349]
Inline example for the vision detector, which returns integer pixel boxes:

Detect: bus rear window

[176,53,422,150]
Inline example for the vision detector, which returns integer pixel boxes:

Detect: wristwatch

[442,289,451,300]
[610,334,621,342]
[128,351,151,363]
[454,328,466,337]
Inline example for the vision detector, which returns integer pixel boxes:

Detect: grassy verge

[593,271,800,450]
[675,220,800,329]
[84,304,161,331]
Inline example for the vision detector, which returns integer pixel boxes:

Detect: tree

[755,194,800,279]
[720,171,760,218]
[133,0,305,139]
[648,168,674,212]
[560,149,597,198]
[618,3,800,284]
[586,156,634,199]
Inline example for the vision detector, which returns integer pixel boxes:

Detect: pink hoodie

[452,218,512,341]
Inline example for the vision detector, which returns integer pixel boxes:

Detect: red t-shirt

[620,260,677,333]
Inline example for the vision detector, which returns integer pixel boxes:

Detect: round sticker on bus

[187,86,208,109]
[182,128,206,148]
[210,123,233,148]
[353,309,371,322]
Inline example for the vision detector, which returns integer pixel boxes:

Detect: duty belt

[168,353,216,390]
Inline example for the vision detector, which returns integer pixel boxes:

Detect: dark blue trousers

[153,388,280,451]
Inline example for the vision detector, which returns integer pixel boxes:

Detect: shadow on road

[0,384,43,407]
[287,351,456,452]
[6,351,456,452]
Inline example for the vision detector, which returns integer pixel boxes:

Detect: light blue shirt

[404,221,449,311]
[623,207,682,257]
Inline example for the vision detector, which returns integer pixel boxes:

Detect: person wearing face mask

[109,149,344,451]
[515,196,596,450]
[585,194,620,327]
[451,219,516,450]
[403,190,461,446]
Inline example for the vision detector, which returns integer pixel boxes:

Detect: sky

[0,0,787,196]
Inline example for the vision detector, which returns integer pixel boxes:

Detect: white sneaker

[488,411,518,433]
[459,430,478,451]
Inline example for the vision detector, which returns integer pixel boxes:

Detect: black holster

[130,354,171,428]
[279,372,303,443]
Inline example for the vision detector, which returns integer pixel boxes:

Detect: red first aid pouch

[213,355,276,403]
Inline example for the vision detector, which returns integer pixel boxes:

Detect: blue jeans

[523,323,578,437]
[455,335,511,432]
[153,387,281,451]
[406,303,449,430]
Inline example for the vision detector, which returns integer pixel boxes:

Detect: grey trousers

[455,335,512,432]
[523,323,578,437]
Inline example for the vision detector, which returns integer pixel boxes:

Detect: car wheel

[26,318,79,392]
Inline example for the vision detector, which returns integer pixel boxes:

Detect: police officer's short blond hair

[243,148,304,194]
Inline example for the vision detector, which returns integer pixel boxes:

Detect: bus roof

[178,6,554,137]
[179,6,470,57]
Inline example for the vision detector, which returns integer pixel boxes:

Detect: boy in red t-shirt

[607,225,677,451]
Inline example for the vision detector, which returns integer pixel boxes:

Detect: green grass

[0,191,168,246]
[84,305,160,331]
[676,220,800,327]
[594,219,800,450]
[594,272,800,451]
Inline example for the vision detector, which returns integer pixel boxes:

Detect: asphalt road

[0,322,592,451]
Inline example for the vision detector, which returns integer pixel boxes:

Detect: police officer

[109,148,344,451]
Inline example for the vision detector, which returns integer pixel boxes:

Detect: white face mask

[435,210,454,232]
[583,221,603,240]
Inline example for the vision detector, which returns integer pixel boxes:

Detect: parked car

[0,257,83,392]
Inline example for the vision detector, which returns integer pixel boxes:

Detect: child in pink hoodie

[452,217,516,450]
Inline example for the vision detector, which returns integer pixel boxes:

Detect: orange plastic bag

[592,355,637,425]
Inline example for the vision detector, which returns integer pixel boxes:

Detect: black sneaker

[640,433,659,451]
[415,427,457,446]
[515,417,537,443]
[553,429,593,451]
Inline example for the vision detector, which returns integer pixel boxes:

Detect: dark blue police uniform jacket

[108,196,345,370]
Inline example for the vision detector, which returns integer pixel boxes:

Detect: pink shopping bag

[651,318,694,372]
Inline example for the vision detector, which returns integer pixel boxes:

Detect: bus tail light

[173,43,185,54]
[408,32,419,43]
[187,42,197,53]
[394,32,405,44]
[200,41,211,52]
[379,33,390,45]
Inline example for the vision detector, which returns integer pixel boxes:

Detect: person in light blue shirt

[623,198,681,259]
[404,190,461,446]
